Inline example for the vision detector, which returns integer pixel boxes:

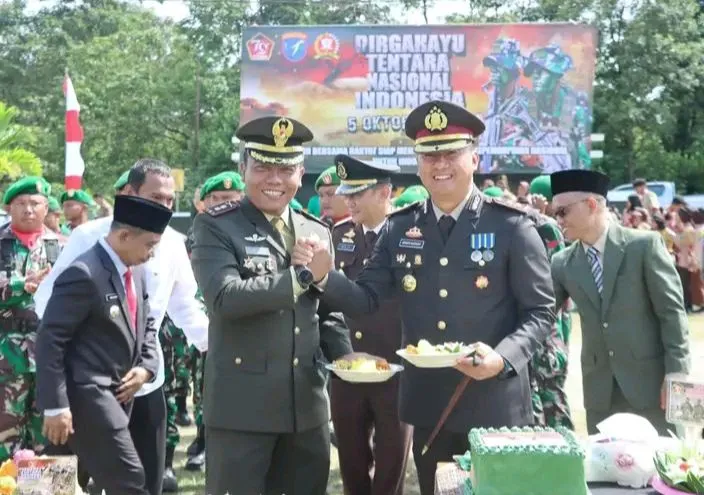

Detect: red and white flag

[63,72,85,190]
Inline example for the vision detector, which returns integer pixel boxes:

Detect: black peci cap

[113,195,173,234]
[550,170,610,198]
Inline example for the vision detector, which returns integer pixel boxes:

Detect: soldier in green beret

[482,185,504,198]
[315,166,348,226]
[392,185,429,208]
[0,176,62,461]
[43,197,69,242]
[114,170,130,193]
[60,189,94,233]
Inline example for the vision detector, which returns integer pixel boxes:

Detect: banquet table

[434,463,660,495]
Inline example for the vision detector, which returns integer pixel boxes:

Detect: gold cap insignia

[67,189,76,198]
[475,275,489,289]
[272,117,294,148]
[336,161,347,179]
[223,178,232,190]
[322,174,332,184]
[36,182,43,193]
[405,226,423,239]
[424,105,448,132]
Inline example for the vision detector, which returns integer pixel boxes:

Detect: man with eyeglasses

[550,169,690,435]
[292,100,556,495]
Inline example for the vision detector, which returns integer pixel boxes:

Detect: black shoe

[162,467,178,493]
[174,396,192,427]
[185,451,205,471]
[175,411,192,427]
[187,425,205,457]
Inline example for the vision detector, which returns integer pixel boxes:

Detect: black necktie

[365,230,378,249]
[438,215,456,244]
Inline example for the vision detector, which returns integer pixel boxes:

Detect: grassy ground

[174,313,704,494]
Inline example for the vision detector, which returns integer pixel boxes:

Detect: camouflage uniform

[184,290,205,429]
[160,315,192,449]
[0,226,60,461]
[530,217,574,429]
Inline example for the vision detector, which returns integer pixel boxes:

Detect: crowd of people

[0,99,693,495]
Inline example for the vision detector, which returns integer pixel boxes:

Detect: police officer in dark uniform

[190,115,355,495]
[293,100,556,494]
[330,155,412,495]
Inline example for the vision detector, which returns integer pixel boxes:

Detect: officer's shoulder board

[206,200,240,217]
[388,201,423,218]
[333,216,353,229]
[294,208,329,228]
[484,197,530,216]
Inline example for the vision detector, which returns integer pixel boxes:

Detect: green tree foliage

[0,101,42,181]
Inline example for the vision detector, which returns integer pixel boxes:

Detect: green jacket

[551,223,690,411]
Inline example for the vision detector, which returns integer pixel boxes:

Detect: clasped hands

[454,342,506,380]
[292,238,333,283]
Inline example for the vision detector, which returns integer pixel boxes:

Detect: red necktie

[124,269,137,330]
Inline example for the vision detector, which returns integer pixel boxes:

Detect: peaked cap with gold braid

[236,116,313,166]
[404,100,485,154]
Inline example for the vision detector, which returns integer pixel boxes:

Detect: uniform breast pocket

[241,245,277,277]
[391,253,424,294]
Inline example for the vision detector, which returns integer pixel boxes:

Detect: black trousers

[129,386,167,495]
[412,427,469,495]
[206,423,330,495]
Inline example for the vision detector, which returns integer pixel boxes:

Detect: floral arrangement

[654,435,704,494]
[0,450,35,495]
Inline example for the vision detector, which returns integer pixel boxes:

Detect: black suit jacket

[36,242,158,429]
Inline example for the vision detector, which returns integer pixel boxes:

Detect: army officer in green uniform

[190,116,356,495]
[0,176,61,461]
[294,101,555,495]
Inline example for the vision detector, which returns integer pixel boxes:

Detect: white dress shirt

[362,220,386,236]
[34,216,209,398]
[431,188,474,222]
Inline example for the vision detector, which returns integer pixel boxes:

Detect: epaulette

[333,216,353,228]
[484,196,529,215]
[206,201,240,217]
[388,201,423,218]
[293,208,330,228]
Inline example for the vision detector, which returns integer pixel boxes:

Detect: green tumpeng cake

[469,426,588,495]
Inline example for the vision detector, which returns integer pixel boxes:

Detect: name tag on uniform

[337,243,355,252]
[245,245,270,256]
[399,239,424,250]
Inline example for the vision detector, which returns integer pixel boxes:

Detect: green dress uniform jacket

[551,223,690,421]
[190,198,353,434]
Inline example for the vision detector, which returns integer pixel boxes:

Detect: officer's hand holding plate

[454,342,505,380]
[396,339,474,368]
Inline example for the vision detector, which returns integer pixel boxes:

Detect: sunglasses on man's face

[554,199,588,218]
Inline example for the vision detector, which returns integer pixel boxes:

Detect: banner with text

[240,24,598,174]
